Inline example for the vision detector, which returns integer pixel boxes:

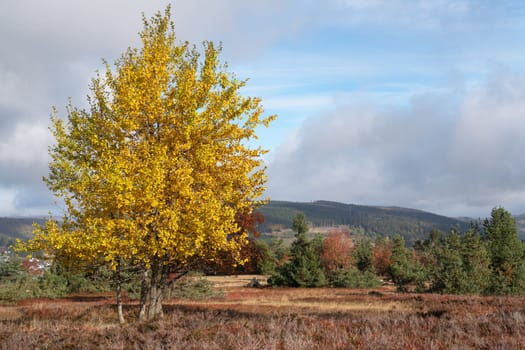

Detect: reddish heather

[1,283,524,349]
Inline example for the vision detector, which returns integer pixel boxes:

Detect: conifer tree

[353,239,373,272]
[484,207,525,294]
[389,234,423,292]
[461,227,491,294]
[431,230,468,293]
[270,213,326,287]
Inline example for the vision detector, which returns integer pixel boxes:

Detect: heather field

[1,276,525,349]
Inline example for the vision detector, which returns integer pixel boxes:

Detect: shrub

[37,270,69,298]
[0,270,69,301]
[171,276,222,300]
[329,268,381,288]
[320,227,353,272]
[371,237,393,276]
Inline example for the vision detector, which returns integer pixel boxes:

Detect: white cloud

[0,122,51,167]
[267,72,525,217]
[0,188,17,216]
[0,122,53,215]
[1,0,525,217]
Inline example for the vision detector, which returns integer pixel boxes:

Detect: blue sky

[2,1,525,217]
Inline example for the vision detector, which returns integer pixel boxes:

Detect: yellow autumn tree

[17,7,274,322]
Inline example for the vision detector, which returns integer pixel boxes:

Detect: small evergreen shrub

[0,271,69,301]
[329,268,381,288]
[171,277,222,300]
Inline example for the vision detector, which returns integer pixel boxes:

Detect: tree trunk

[139,269,150,322]
[147,282,164,320]
[115,260,126,324]
[139,259,166,322]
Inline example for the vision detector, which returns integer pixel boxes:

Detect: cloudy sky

[2,0,525,218]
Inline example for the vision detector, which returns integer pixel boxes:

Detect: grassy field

[1,275,524,349]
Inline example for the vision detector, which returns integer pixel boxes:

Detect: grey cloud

[0,1,170,216]
[0,0,302,216]
[0,106,24,139]
[0,121,51,193]
[0,0,522,217]
[267,74,525,217]
[12,184,56,215]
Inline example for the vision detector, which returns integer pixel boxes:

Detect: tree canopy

[17,7,274,321]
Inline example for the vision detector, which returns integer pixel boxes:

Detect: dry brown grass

[204,274,269,288]
[172,284,407,314]
[1,276,525,349]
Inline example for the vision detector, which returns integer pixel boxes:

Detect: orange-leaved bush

[320,227,354,273]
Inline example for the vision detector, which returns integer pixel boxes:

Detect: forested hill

[257,200,471,245]
[1,206,524,248]
[0,217,46,247]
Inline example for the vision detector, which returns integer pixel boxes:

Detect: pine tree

[389,234,423,292]
[269,213,326,287]
[353,239,373,272]
[431,230,468,293]
[484,207,525,294]
[461,227,491,294]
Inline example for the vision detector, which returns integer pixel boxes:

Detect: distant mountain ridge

[0,217,47,247]
[1,204,524,248]
[257,200,523,245]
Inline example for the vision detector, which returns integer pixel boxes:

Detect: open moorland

[1,275,524,349]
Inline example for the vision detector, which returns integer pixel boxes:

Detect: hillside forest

[2,206,525,302]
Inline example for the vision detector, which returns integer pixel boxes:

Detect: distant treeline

[1,207,524,298]
[0,217,46,247]
[258,200,471,245]
[267,207,525,295]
